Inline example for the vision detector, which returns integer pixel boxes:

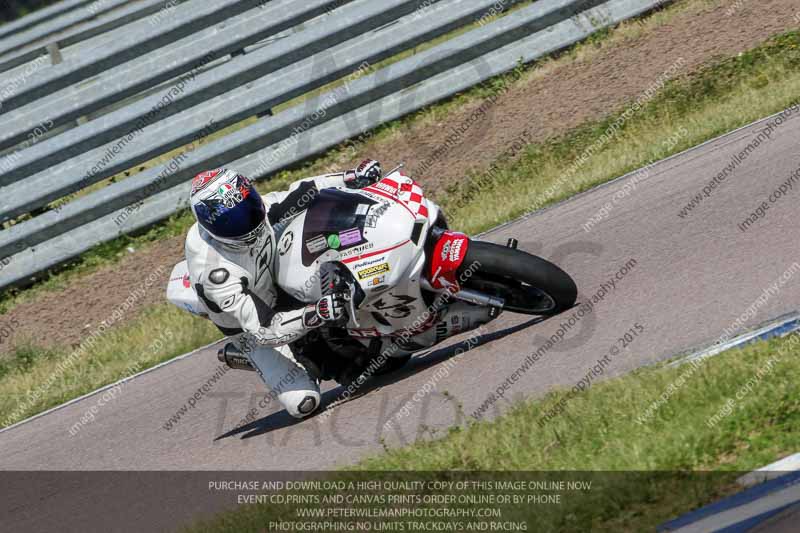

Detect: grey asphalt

[1,110,799,531]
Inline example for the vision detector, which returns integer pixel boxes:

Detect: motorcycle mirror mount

[385,163,404,176]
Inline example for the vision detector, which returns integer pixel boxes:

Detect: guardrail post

[46,42,63,65]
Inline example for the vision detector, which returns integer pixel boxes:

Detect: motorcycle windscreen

[301,188,376,266]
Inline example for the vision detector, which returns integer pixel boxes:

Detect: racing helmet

[189,168,267,248]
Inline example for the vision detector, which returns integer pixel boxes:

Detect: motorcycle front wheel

[459,240,577,315]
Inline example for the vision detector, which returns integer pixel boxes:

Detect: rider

[184,160,383,419]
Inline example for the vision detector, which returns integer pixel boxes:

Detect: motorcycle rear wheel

[459,240,577,315]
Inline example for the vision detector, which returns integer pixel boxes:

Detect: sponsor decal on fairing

[448,238,465,262]
[365,202,390,228]
[306,235,328,253]
[367,274,386,287]
[327,234,341,249]
[340,242,375,257]
[339,227,361,246]
[429,231,470,290]
[440,241,451,261]
[357,262,390,280]
[374,181,398,195]
[352,256,385,270]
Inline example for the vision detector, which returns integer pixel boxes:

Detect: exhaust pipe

[217,342,256,372]
[452,288,505,309]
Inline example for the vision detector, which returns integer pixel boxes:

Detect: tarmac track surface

[1,111,799,531]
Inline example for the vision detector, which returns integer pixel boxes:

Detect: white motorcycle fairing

[167,162,580,382]
[166,168,580,418]
[166,169,446,345]
[274,169,443,347]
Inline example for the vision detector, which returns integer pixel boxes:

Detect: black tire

[459,240,577,315]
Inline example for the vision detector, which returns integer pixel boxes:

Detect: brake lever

[346,283,360,328]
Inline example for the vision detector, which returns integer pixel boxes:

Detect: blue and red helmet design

[190,168,266,246]
[191,169,221,195]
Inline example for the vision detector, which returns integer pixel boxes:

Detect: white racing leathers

[185,173,350,418]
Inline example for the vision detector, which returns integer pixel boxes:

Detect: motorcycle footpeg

[336,365,366,389]
[295,354,325,382]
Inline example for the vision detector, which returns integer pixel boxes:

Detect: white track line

[0,339,223,435]
[739,455,800,488]
[479,105,800,236]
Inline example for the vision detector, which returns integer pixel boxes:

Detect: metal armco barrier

[0,0,184,74]
[0,0,671,290]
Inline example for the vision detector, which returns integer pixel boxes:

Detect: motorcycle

[167,166,577,385]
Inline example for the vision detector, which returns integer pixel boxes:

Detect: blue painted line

[716,503,798,533]
[659,313,800,531]
[658,472,800,531]
[745,317,800,345]
[670,312,800,367]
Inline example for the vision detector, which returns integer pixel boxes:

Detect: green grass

[3,4,800,433]
[187,334,800,532]
[0,0,788,309]
[0,303,221,428]
[0,0,543,309]
[0,0,691,310]
[447,30,800,233]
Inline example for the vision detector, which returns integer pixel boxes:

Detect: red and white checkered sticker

[367,173,429,219]
[398,178,429,219]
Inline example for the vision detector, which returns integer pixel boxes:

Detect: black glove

[303,293,349,327]
[344,159,382,189]
[317,292,349,322]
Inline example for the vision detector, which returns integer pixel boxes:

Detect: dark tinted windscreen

[301,189,376,265]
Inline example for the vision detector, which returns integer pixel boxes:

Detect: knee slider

[281,389,320,418]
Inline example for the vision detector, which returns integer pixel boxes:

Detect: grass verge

[447,29,800,233]
[0,303,221,428]
[0,0,703,309]
[0,0,544,308]
[187,333,800,532]
[3,15,800,429]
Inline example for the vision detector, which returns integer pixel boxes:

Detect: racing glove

[344,159,382,189]
[302,293,350,328]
